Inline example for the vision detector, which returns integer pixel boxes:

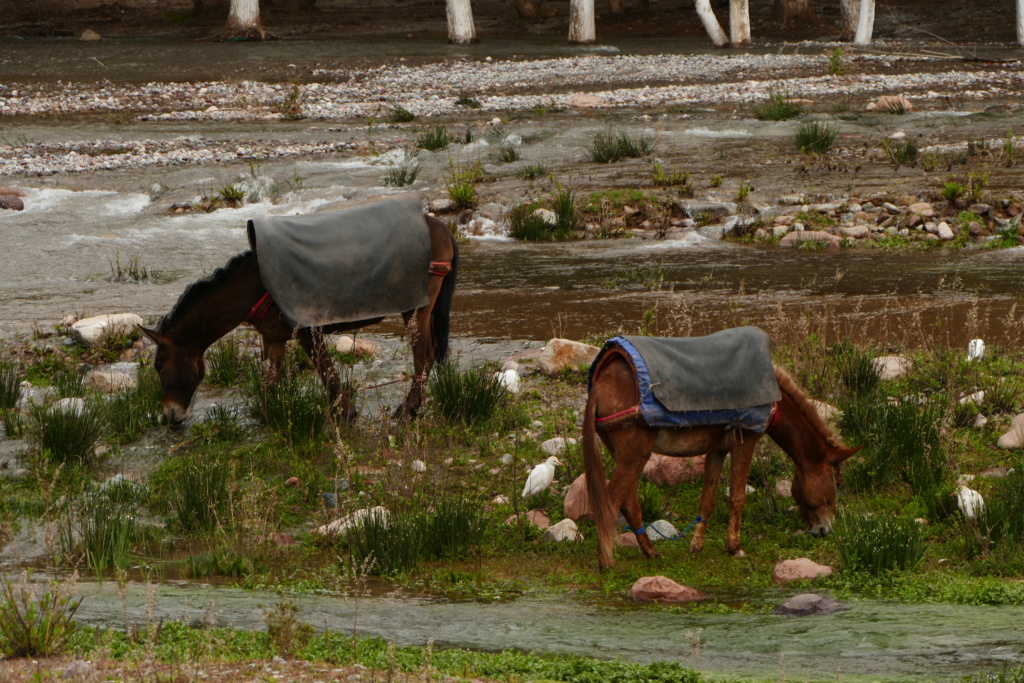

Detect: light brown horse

[583,356,859,569]
[141,214,457,424]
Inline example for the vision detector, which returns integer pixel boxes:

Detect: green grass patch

[751,90,803,121]
[428,361,507,427]
[795,121,838,154]
[585,129,654,163]
[416,124,450,151]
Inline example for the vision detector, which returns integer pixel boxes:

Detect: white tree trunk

[839,0,859,40]
[569,0,596,44]
[729,0,751,47]
[447,0,478,44]
[694,0,728,47]
[853,0,874,45]
[218,0,272,40]
[1017,0,1024,47]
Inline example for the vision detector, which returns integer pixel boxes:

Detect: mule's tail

[584,390,616,569]
[431,233,459,365]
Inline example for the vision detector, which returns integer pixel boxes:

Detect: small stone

[410,459,427,473]
[491,494,509,504]
[285,476,300,487]
[772,558,833,585]
[937,222,955,240]
[334,335,382,357]
[0,195,24,211]
[775,478,793,498]
[540,436,576,456]
[997,413,1024,449]
[973,414,988,429]
[532,208,557,226]
[543,518,582,542]
[872,355,912,380]
[85,362,138,393]
[80,29,102,41]
[429,198,456,213]
[773,593,848,616]
[630,575,708,603]
[536,338,599,377]
[268,532,295,547]
[73,313,143,348]
[875,94,914,113]
[646,519,679,542]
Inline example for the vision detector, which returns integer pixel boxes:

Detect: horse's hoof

[731,549,746,558]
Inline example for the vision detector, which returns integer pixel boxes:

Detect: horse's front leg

[691,449,727,553]
[724,435,760,558]
[395,307,432,420]
[296,328,353,422]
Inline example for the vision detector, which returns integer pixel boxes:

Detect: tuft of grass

[827,47,844,76]
[219,184,245,204]
[942,179,966,202]
[552,186,578,239]
[795,121,838,154]
[454,94,481,108]
[508,204,553,242]
[419,498,486,559]
[428,362,507,427]
[585,129,655,163]
[444,160,485,210]
[603,264,667,291]
[346,508,422,576]
[735,180,753,202]
[835,342,880,396]
[710,174,723,187]
[108,252,160,284]
[59,488,144,577]
[100,366,162,443]
[244,370,332,449]
[170,454,231,534]
[29,401,106,466]
[496,142,521,162]
[386,102,416,123]
[651,162,691,192]
[0,360,21,410]
[416,124,450,151]
[0,572,81,658]
[382,163,419,187]
[882,137,919,166]
[751,90,803,121]
[834,513,925,574]
[515,163,547,180]
[983,460,1024,548]
[206,338,250,386]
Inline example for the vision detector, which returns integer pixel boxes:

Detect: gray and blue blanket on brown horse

[246,194,432,329]
[587,327,781,432]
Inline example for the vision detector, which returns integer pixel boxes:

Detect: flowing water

[69,581,1024,682]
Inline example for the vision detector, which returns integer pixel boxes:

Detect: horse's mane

[773,365,845,448]
[157,250,254,333]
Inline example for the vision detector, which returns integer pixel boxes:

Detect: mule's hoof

[689,543,704,554]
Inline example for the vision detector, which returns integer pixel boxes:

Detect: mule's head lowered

[771,367,862,536]
[140,326,205,424]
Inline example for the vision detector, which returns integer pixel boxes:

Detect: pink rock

[525,509,551,530]
[617,532,639,547]
[285,476,300,487]
[0,195,25,211]
[268,532,295,547]
[772,558,833,585]
[642,454,704,485]
[876,94,914,112]
[564,473,607,522]
[0,187,26,197]
[537,339,600,377]
[630,575,708,604]
[567,93,605,108]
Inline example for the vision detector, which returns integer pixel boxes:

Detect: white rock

[334,335,382,358]
[776,478,793,498]
[72,313,143,348]
[536,338,600,377]
[491,494,509,505]
[540,436,576,456]
[533,208,557,226]
[410,460,427,473]
[543,518,582,543]
[312,506,389,537]
[997,413,1024,449]
[872,355,912,380]
[973,414,989,428]
[646,519,680,542]
[429,198,456,213]
[937,222,955,240]
[500,453,514,465]
[85,362,138,393]
[959,390,984,405]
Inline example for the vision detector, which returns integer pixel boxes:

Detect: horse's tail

[431,232,459,365]
[584,389,615,569]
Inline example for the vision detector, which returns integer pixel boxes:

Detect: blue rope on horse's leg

[625,515,703,541]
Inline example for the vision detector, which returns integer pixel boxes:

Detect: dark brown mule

[583,358,859,569]
[141,214,457,424]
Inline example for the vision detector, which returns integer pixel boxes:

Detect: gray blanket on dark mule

[623,327,781,412]
[246,194,431,329]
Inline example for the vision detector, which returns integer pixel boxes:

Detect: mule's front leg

[690,450,727,553]
[297,329,354,423]
[724,436,759,557]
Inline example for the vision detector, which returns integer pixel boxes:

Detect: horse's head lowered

[789,443,860,536]
[140,326,205,424]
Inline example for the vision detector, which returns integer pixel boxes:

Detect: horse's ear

[833,446,863,464]
[139,325,169,346]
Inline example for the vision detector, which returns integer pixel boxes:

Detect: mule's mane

[773,365,845,448]
[157,250,254,333]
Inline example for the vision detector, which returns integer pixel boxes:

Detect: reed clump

[586,129,654,163]
[428,362,507,427]
[834,513,925,574]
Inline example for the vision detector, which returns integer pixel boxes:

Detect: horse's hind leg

[724,435,760,557]
[395,306,433,420]
[297,328,353,423]
[605,428,658,559]
[690,449,728,554]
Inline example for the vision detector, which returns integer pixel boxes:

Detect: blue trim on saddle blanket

[591,337,774,433]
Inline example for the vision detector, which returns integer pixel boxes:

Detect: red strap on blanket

[246,292,274,324]
[429,261,452,277]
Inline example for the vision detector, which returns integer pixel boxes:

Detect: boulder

[775,478,793,498]
[773,593,848,616]
[410,459,427,473]
[642,453,704,485]
[997,413,1024,449]
[908,202,935,217]
[84,362,138,393]
[312,506,389,537]
[72,313,143,349]
[543,517,583,543]
[540,436,576,456]
[0,187,27,197]
[617,532,639,547]
[0,195,25,211]
[80,29,102,41]
[838,225,870,239]
[564,473,605,522]
[537,339,600,377]
[504,509,550,530]
[772,558,834,585]
[875,94,914,113]
[334,335,382,358]
[872,355,912,380]
[778,230,840,248]
[567,93,606,108]
[428,198,456,214]
[937,222,955,240]
[630,575,708,604]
